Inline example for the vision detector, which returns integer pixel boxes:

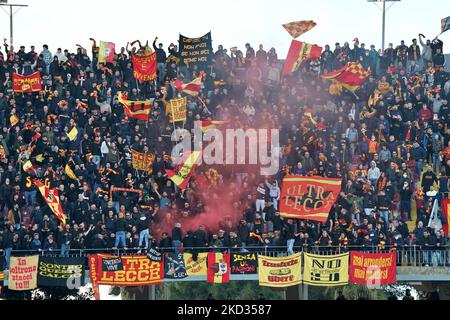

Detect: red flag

[442,198,450,236]
[279,176,342,223]
[282,40,322,76]
[88,255,101,300]
[207,252,230,284]
[349,252,396,285]
[322,62,370,92]
[13,72,42,93]
[132,52,157,81]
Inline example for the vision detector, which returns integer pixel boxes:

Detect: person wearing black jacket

[285,219,296,255]
[2,224,14,268]
[172,222,183,253]
[113,212,127,249]
[194,225,208,248]
[137,211,150,252]
[56,224,73,257]
[153,37,167,83]
[159,232,172,251]
[421,166,438,193]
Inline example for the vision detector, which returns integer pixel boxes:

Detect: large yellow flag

[67,127,78,141]
[65,163,79,181]
[303,252,349,286]
[257,253,302,287]
[165,151,201,190]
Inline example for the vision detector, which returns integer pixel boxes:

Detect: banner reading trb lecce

[280,176,342,223]
[258,254,302,287]
[8,256,39,291]
[89,254,164,290]
[303,252,349,286]
[179,32,213,67]
[349,252,396,286]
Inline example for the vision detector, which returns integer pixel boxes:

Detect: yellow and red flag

[98,41,115,64]
[13,72,42,93]
[303,109,328,130]
[118,92,152,121]
[368,89,381,107]
[322,62,370,92]
[165,151,201,190]
[282,20,317,39]
[34,179,67,225]
[207,252,230,284]
[10,115,19,127]
[282,40,322,76]
[131,149,155,171]
[23,160,36,175]
[174,74,203,96]
[198,120,226,133]
[279,176,342,223]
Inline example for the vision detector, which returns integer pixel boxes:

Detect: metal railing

[1,245,450,268]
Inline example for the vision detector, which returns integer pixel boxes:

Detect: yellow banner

[184,253,208,276]
[169,97,187,122]
[303,252,349,286]
[8,255,39,291]
[131,150,155,171]
[67,127,78,141]
[258,253,302,287]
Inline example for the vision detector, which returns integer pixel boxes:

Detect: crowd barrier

[2,245,449,267]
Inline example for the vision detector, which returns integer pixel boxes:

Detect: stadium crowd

[0,34,449,269]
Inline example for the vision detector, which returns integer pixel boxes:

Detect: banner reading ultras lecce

[179,32,213,67]
[279,176,342,223]
[13,72,42,93]
[349,252,396,285]
[257,254,302,287]
[89,254,164,298]
[303,252,349,287]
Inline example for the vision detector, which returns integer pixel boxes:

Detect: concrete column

[286,284,309,300]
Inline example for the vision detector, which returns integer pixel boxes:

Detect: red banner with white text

[132,53,157,81]
[13,72,42,93]
[349,252,396,285]
[279,176,341,223]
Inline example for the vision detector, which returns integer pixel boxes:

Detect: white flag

[428,199,442,232]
